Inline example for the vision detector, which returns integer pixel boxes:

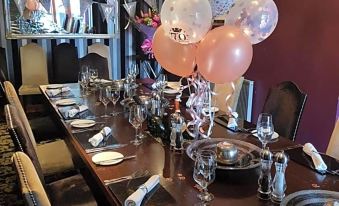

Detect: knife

[85,144,128,153]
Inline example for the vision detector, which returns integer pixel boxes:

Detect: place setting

[45,84,74,98]
[57,104,95,120]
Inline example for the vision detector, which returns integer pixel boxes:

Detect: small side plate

[92,151,124,166]
[55,99,76,106]
[70,119,96,128]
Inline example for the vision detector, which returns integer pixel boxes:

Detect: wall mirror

[4,0,119,39]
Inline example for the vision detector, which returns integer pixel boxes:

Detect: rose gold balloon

[26,0,39,11]
[196,25,253,84]
[153,26,197,77]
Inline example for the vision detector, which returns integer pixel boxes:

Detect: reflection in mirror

[6,0,118,37]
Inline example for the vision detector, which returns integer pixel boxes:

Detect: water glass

[135,105,147,138]
[129,105,142,145]
[193,150,217,202]
[111,90,120,116]
[256,113,274,149]
[100,86,112,118]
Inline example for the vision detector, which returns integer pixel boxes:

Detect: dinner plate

[92,151,124,166]
[252,131,279,140]
[55,99,76,106]
[70,119,96,128]
[164,89,179,94]
[281,190,339,206]
[47,84,64,89]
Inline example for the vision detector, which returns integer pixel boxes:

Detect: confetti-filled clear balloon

[209,0,235,18]
[160,0,213,44]
[224,0,278,44]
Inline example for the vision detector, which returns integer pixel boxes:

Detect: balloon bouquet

[153,0,279,139]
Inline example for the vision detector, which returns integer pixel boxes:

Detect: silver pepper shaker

[258,148,273,200]
[271,151,288,203]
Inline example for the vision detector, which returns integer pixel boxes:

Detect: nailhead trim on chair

[14,153,38,206]
[5,104,24,152]
[10,128,24,152]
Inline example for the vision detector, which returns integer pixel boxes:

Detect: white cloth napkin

[303,143,327,171]
[124,175,160,206]
[88,127,112,147]
[67,105,88,118]
[46,87,70,97]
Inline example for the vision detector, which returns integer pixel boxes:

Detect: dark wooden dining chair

[52,43,80,83]
[262,81,307,141]
[0,47,8,106]
[79,53,109,79]
[12,151,97,206]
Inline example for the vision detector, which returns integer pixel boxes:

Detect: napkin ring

[139,184,148,193]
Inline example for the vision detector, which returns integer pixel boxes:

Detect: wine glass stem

[135,127,139,140]
[263,142,267,149]
[104,105,107,116]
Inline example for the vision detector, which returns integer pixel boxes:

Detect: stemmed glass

[193,150,217,202]
[100,86,112,118]
[89,68,99,90]
[135,105,147,138]
[256,113,274,149]
[110,90,120,116]
[129,63,139,83]
[129,105,142,145]
[80,71,90,96]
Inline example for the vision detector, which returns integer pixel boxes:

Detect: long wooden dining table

[40,82,338,206]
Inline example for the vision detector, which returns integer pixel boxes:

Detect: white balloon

[160,0,213,44]
[224,0,279,44]
[209,0,235,18]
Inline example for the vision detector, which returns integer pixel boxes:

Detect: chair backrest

[4,81,37,150]
[262,81,307,141]
[6,104,45,185]
[213,77,244,112]
[79,53,109,79]
[52,43,79,83]
[88,43,111,78]
[20,43,49,85]
[326,120,339,159]
[12,152,51,206]
[0,47,7,82]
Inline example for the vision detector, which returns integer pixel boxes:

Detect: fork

[104,170,150,185]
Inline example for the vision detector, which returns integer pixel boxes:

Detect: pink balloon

[26,0,39,11]
[153,26,197,77]
[196,25,253,84]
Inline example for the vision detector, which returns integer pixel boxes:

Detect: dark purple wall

[245,0,339,151]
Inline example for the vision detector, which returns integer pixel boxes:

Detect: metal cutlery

[96,155,136,164]
[85,144,128,153]
[104,170,150,185]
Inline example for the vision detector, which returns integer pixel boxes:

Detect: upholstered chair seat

[12,152,97,206]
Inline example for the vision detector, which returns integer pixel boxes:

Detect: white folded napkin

[303,143,327,171]
[46,87,70,97]
[124,175,160,206]
[67,105,88,118]
[88,127,112,147]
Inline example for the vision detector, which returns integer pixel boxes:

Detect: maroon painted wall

[245,0,339,151]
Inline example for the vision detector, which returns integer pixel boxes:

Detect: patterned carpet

[0,122,23,206]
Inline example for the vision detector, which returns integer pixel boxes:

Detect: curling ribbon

[224,81,235,117]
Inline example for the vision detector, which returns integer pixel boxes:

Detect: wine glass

[157,73,167,90]
[135,104,147,138]
[129,105,142,145]
[193,150,217,202]
[80,71,90,96]
[256,113,274,149]
[129,63,139,82]
[89,68,99,88]
[100,86,112,118]
[110,90,120,116]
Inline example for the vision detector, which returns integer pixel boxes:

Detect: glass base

[197,192,214,202]
[137,133,146,139]
[101,114,111,118]
[130,139,142,146]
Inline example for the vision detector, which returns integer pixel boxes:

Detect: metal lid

[260,148,273,160]
[274,151,288,164]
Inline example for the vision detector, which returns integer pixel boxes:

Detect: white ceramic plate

[70,119,96,128]
[92,151,124,165]
[55,99,76,106]
[164,89,179,94]
[253,131,279,140]
[47,84,64,89]
[202,107,219,115]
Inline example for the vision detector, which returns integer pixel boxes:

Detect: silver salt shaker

[271,151,288,203]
